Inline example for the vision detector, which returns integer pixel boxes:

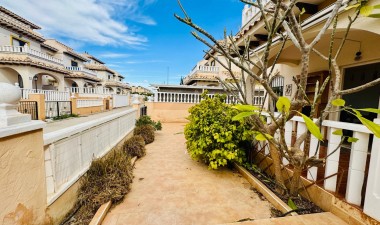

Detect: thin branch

[338,78,380,95]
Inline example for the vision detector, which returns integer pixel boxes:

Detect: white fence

[21,89,70,101]
[43,109,137,204]
[0,45,63,65]
[112,94,130,108]
[76,99,103,108]
[65,66,97,76]
[260,116,380,221]
[66,87,111,95]
[154,92,241,104]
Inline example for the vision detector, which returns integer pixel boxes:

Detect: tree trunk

[268,142,286,194]
[290,166,303,196]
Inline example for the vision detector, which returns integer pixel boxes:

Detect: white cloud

[1,0,156,46]
[99,53,131,58]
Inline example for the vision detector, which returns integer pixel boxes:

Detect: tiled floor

[102,123,273,225]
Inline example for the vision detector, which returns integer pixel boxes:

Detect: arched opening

[32,73,60,91]
[0,67,23,87]
[116,88,122,94]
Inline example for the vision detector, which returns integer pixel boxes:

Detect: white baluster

[324,127,342,192]
[346,131,369,205]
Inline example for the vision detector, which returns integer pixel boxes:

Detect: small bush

[185,93,253,169]
[155,121,162,131]
[124,135,146,158]
[134,125,155,144]
[136,115,162,131]
[66,149,133,224]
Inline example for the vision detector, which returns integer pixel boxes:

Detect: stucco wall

[0,129,49,225]
[46,131,134,224]
[146,102,194,123]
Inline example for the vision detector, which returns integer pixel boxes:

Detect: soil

[247,168,324,217]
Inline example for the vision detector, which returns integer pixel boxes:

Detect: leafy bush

[184,94,253,169]
[52,113,78,120]
[135,115,162,130]
[155,121,162,131]
[134,125,155,144]
[124,135,146,158]
[66,148,133,224]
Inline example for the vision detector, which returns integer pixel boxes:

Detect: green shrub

[124,135,146,158]
[135,115,162,131]
[184,93,253,169]
[155,121,162,131]
[67,148,133,224]
[134,125,155,144]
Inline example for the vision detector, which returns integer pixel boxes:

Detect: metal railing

[18,101,38,120]
[0,45,63,65]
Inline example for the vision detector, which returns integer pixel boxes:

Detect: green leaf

[300,7,306,15]
[360,5,374,16]
[299,112,323,141]
[357,116,380,138]
[332,129,343,136]
[345,3,360,11]
[374,4,380,9]
[288,198,298,210]
[357,108,380,114]
[368,13,380,18]
[348,137,359,143]
[332,98,345,107]
[232,111,256,121]
[255,133,273,141]
[276,97,291,113]
[352,108,362,117]
[232,104,259,112]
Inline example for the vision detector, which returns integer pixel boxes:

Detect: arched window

[270,75,284,111]
[270,75,284,96]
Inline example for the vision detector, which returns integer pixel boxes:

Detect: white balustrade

[21,89,70,101]
[282,116,378,213]
[43,109,136,204]
[154,92,238,104]
[76,99,103,108]
[65,66,97,76]
[0,45,63,65]
[112,94,130,108]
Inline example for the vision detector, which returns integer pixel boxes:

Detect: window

[12,37,27,47]
[71,61,78,67]
[210,60,215,66]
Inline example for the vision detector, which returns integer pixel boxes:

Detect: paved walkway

[102,123,273,225]
[43,107,132,134]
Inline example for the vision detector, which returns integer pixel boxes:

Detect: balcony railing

[65,66,98,76]
[153,92,239,104]
[0,45,63,65]
[21,89,70,101]
[190,65,219,75]
[66,87,111,95]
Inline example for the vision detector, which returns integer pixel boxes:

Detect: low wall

[0,123,49,225]
[145,102,195,123]
[46,131,134,225]
[43,109,137,224]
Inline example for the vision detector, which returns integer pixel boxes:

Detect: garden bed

[234,163,323,217]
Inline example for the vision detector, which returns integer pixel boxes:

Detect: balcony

[0,45,63,65]
[184,66,220,85]
[65,66,98,77]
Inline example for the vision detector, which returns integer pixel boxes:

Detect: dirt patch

[247,168,323,216]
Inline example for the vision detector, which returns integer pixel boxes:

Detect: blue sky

[2,0,244,88]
